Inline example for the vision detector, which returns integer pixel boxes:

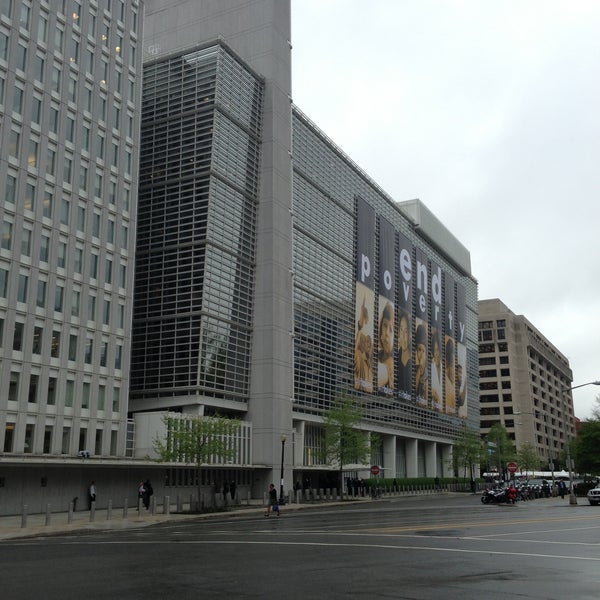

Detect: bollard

[90,501,96,522]
[21,504,28,528]
[123,498,128,518]
[164,495,170,515]
[107,499,112,520]
[45,503,52,526]
[68,501,74,524]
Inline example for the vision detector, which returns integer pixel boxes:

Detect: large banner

[396,232,413,401]
[444,274,456,416]
[354,197,375,392]
[456,282,468,418]
[430,260,443,412]
[377,217,395,396]
[352,200,468,419]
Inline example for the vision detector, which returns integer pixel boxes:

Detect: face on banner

[377,299,394,394]
[354,282,374,393]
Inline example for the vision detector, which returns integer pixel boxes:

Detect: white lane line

[9,538,600,561]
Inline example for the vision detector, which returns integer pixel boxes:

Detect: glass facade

[291,109,479,439]
[131,45,264,405]
[0,1,141,456]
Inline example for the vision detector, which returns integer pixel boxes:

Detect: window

[84,338,93,363]
[115,344,122,370]
[15,43,27,71]
[24,182,35,211]
[28,374,39,403]
[33,55,45,82]
[32,326,42,353]
[88,294,96,321]
[98,385,105,410]
[6,174,16,204]
[65,380,74,407]
[107,219,115,244]
[38,14,48,43]
[77,206,86,232]
[66,114,75,141]
[21,229,31,256]
[13,322,24,351]
[51,65,61,93]
[8,371,20,402]
[100,341,107,366]
[39,235,50,262]
[43,191,53,219]
[74,247,83,273]
[71,289,80,317]
[54,283,64,312]
[90,253,98,279]
[27,139,38,168]
[24,424,34,453]
[112,387,120,412]
[92,212,100,237]
[13,86,24,115]
[46,147,56,176]
[82,382,90,409]
[60,198,70,225]
[43,426,53,454]
[105,258,112,284]
[68,334,77,361]
[8,129,20,158]
[48,377,57,406]
[51,330,61,358]
[0,268,7,298]
[57,241,67,268]
[19,3,30,30]
[2,220,12,250]
[79,165,88,192]
[102,298,110,324]
[36,279,47,308]
[17,273,28,303]
[95,429,103,455]
[4,423,15,453]
[63,157,73,184]
[61,426,70,453]
[31,97,42,124]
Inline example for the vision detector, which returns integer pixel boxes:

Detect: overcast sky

[291,0,600,419]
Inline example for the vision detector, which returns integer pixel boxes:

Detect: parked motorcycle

[481,487,507,504]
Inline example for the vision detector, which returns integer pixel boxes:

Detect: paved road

[3,494,600,599]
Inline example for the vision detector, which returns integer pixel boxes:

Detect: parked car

[586,485,600,506]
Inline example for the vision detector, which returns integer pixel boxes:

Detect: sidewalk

[0,498,370,541]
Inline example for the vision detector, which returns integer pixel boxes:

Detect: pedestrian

[143,479,153,509]
[265,483,279,517]
[558,480,567,499]
[229,481,237,504]
[137,480,145,510]
[88,481,97,510]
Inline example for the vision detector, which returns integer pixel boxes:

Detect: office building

[478,298,575,469]
[131,0,479,495]
[0,0,142,478]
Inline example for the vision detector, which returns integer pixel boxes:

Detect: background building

[478,298,575,470]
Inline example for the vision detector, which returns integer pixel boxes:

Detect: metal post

[279,435,286,503]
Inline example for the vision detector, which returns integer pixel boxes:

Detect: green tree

[516,442,542,476]
[452,426,481,480]
[573,419,600,475]
[153,414,241,509]
[485,424,515,480]
[322,395,371,496]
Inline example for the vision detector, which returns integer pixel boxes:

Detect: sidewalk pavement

[0,499,365,542]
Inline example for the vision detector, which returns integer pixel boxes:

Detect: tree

[516,442,542,476]
[153,413,241,509]
[573,419,600,475]
[322,395,371,496]
[485,424,515,480]
[452,426,481,481]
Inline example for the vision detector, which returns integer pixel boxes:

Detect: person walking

[265,483,279,517]
[143,479,153,510]
[137,481,145,511]
[88,481,97,510]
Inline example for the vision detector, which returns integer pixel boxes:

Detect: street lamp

[562,380,600,505]
[279,435,286,504]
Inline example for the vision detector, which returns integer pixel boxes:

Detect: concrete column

[406,438,419,478]
[425,441,437,477]
[383,435,396,478]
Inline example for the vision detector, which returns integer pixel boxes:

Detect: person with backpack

[265,483,279,517]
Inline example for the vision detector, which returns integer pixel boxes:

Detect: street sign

[506,462,518,474]
[370,465,380,476]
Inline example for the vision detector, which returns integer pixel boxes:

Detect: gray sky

[291,0,600,419]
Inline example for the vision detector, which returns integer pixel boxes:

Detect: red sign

[506,462,518,474]
[370,465,380,476]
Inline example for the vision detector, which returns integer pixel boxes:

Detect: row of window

[1,318,123,369]
[3,420,120,456]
